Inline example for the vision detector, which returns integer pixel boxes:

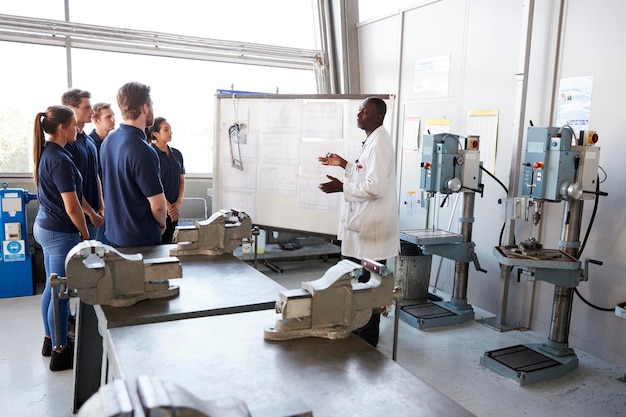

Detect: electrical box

[1,185,37,298]
[420,133,463,194]
[572,145,601,200]
[521,127,579,201]
[459,149,482,191]
[420,133,482,194]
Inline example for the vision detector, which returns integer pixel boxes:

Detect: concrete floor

[1,258,625,416]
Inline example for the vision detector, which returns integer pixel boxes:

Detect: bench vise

[78,375,312,417]
[171,209,252,256]
[264,259,394,341]
[64,240,182,307]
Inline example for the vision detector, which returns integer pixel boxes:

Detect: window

[69,0,319,49]
[0,1,321,175]
[0,1,65,20]
[72,49,317,174]
[0,41,67,173]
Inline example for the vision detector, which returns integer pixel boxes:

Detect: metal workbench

[106,309,476,417]
[73,244,286,411]
[233,242,341,262]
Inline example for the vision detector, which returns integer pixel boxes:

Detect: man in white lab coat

[318,96,400,346]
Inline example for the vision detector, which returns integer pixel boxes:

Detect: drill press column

[546,198,583,353]
[451,192,475,308]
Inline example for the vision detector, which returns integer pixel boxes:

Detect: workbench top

[107,309,475,417]
[97,248,284,328]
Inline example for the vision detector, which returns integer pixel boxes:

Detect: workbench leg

[262,260,283,273]
[101,334,109,386]
[72,301,103,413]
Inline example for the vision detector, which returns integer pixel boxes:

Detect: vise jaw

[78,375,313,417]
[65,240,182,307]
[264,259,394,341]
[171,209,252,256]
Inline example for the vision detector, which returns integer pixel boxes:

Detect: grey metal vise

[65,240,182,307]
[264,259,394,341]
[78,375,312,417]
[171,209,252,256]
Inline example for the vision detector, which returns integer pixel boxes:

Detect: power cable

[480,165,511,246]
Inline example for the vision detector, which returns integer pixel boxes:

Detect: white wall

[358,0,626,368]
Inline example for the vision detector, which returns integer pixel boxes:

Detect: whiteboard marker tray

[400,229,463,246]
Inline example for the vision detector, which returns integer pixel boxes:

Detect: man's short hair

[93,102,112,120]
[61,89,91,108]
[366,97,387,119]
[117,82,151,121]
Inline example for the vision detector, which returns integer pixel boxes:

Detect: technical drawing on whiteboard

[228,122,246,170]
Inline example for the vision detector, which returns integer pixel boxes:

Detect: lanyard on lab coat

[354,137,370,167]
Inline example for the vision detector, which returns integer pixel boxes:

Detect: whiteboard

[213,94,395,235]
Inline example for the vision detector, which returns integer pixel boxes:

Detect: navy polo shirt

[89,129,105,178]
[35,142,83,233]
[65,131,100,213]
[100,123,164,247]
[151,144,185,204]
[88,129,104,153]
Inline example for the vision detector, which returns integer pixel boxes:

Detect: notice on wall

[424,118,451,135]
[466,109,499,173]
[402,113,421,150]
[555,76,593,133]
[413,55,450,98]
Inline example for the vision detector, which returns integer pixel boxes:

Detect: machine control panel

[521,127,576,201]
[521,126,600,201]
[4,222,22,240]
[1,192,27,262]
[420,133,482,194]
[572,144,601,200]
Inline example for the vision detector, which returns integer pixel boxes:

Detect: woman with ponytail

[33,105,89,371]
[147,117,185,243]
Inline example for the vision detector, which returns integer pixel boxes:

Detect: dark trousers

[344,256,386,347]
[162,216,178,244]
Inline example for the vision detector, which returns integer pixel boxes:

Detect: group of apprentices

[33,82,185,371]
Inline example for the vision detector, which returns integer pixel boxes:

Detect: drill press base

[480,343,578,386]
[477,316,521,332]
[399,300,474,330]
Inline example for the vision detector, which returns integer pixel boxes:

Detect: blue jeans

[34,223,80,348]
[97,224,108,244]
[88,222,108,244]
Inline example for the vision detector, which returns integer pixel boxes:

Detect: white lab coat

[338,125,400,261]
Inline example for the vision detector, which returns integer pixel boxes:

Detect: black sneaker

[41,337,52,357]
[50,345,73,372]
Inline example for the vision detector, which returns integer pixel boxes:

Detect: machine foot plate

[399,301,474,330]
[477,316,521,332]
[480,343,578,385]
